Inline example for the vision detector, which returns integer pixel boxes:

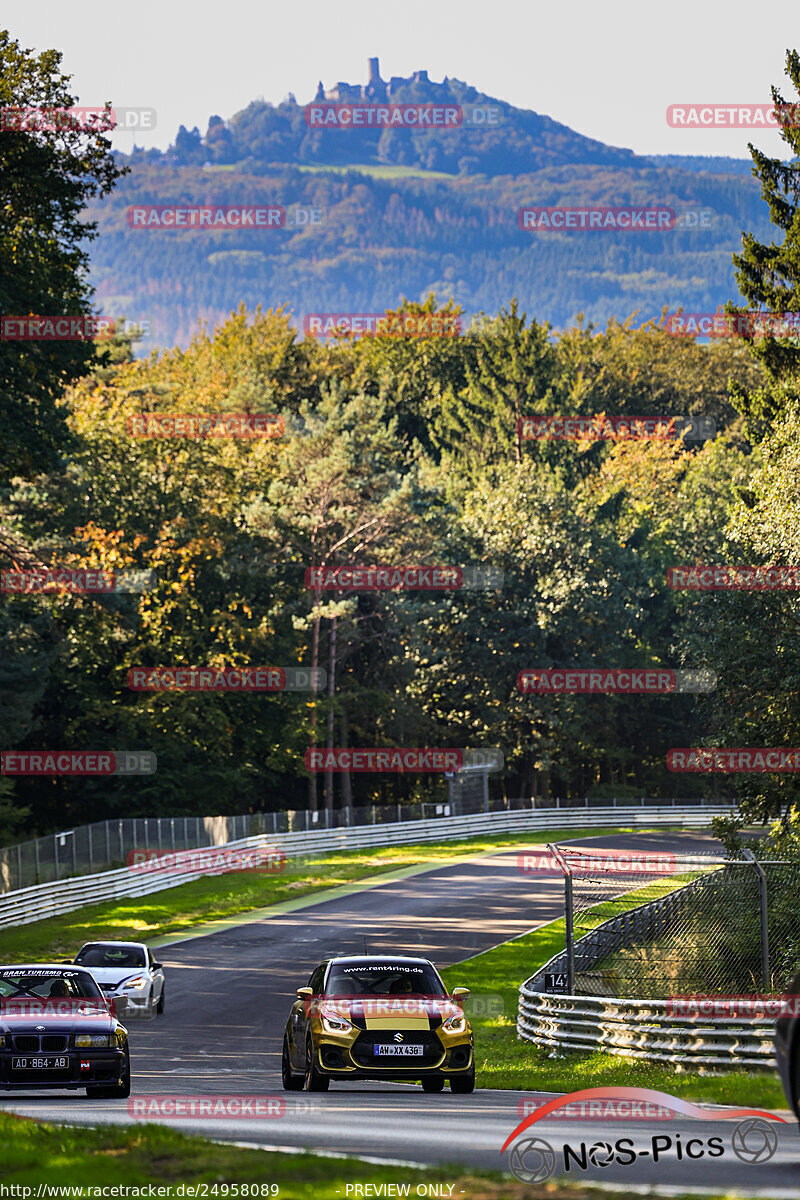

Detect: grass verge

[1,825,651,963]
[295,161,458,180]
[440,892,786,1109]
[0,1111,733,1198]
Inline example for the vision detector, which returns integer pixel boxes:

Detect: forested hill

[94,64,773,350]
[127,66,638,177]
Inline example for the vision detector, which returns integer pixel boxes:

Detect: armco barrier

[0,804,732,931]
[517,989,775,1070]
[0,797,723,894]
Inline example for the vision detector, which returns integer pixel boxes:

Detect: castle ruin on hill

[313,58,448,104]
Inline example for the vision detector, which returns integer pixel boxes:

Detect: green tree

[730,49,800,417]
[700,404,800,822]
[0,30,125,484]
[246,382,428,812]
[433,301,560,469]
[556,313,759,436]
[343,297,476,460]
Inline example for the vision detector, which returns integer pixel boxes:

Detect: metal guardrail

[517,989,775,1069]
[0,795,724,894]
[517,858,777,1070]
[0,804,732,931]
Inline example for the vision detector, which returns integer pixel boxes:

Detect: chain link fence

[0,795,719,894]
[546,843,800,998]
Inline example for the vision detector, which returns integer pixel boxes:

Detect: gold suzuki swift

[282,955,474,1093]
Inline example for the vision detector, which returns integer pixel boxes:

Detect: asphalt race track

[4,831,799,1192]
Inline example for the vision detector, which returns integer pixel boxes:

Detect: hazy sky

[8,1,797,158]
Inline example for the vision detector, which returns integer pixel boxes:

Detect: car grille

[11,1036,39,1053]
[42,1035,69,1052]
[11,1035,69,1053]
[351,1030,442,1068]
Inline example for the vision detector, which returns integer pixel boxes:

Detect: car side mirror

[60,959,73,965]
[451,987,470,1006]
[152,963,163,971]
[296,986,314,1000]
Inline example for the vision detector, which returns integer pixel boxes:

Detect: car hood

[1,1009,115,1034]
[315,996,464,1030]
[78,967,147,985]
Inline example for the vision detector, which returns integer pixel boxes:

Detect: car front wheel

[450,1067,475,1094]
[304,1038,330,1091]
[282,1036,304,1091]
[156,985,165,1015]
[421,1077,444,1093]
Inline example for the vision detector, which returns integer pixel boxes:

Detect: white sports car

[72,941,165,1019]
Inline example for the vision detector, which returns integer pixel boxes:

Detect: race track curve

[5,831,799,1192]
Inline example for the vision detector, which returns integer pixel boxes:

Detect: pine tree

[433,300,559,468]
[730,50,800,413]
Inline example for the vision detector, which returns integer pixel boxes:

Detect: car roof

[327,955,435,966]
[0,963,95,973]
[78,941,147,950]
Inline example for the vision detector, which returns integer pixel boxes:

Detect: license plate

[374,1044,424,1056]
[12,1057,68,1070]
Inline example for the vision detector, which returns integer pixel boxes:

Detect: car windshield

[0,970,102,999]
[75,944,146,968]
[325,961,446,997]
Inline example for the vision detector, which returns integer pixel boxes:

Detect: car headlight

[321,1012,353,1034]
[442,1013,467,1034]
[74,1034,111,1048]
[122,976,148,991]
